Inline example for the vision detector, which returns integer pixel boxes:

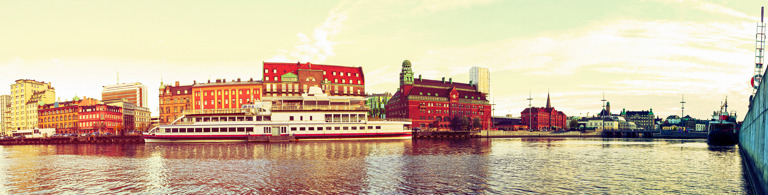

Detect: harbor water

[0,138,752,194]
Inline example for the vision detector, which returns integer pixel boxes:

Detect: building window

[273,69,277,73]
[333,72,336,76]
[266,77,270,81]
[274,77,277,81]
[265,69,268,73]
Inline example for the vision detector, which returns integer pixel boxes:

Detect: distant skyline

[0,1,762,120]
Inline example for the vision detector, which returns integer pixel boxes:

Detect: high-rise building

[10,79,55,130]
[386,60,492,130]
[102,82,148,108]
[0,95,11,135]
[263,62,365,97]
[469,66,490,97]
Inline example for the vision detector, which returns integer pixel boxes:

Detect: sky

[0,0,763,120]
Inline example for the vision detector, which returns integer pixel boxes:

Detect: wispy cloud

[267,10,347,63]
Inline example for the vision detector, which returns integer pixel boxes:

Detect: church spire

[546,91,551,108]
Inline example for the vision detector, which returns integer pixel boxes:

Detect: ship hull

[144,132,412,143]
[707,131,738,146]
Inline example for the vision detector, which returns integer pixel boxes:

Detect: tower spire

[546,90,551,108]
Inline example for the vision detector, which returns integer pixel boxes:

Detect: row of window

[194,89,260,97]
[289,126,381,131]
[264,69,360,78]
[164,127,252,133]
[161,125,384,134]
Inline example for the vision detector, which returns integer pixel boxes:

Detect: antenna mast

[680,94,686,117]
[527,91,533,130]
[753,7,766,94]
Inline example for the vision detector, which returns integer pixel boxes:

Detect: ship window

[171,128,178,133]
[228,127,236,132]
[368,126,373,129]
[334,127,340,130]
[164,128,170,133]
[308,127,314,131]
[237,127,245,132]
[195,128,202,133]
[264,127,271,134]
[317,127,323,131]
[326,127,332,130]
[291,127,297,131]
[310,116,313,121]
[351,126,357,130]
[360,126,365,130]
[343,126,349,130]
[300,127,306,131]
[264,116,271,121]
[204,128,211,132]
[376,126,381,129]
[212,128,219,132]
[290,116,294,121]
[300,116,303,121]
[246,117,253,121]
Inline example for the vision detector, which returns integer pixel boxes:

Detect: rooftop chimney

[442,77,445,83]
[216,79,221,83]
[449,78,452,84]
[208,79,211,83]
[175,81,179,87]
[237,78,241,82]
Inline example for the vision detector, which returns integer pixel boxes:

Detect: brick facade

[263,62,365,97]
[386,60,492,130]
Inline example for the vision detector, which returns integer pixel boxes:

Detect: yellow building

[10,79,55,130]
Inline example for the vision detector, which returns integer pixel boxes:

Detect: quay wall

[0,135,144,145]
[740,73,768,193]
[478,130,600,138]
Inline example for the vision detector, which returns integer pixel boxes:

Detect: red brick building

[263,62,365,97]
[192,78,262,110]
[38,96,100,134]
[385,60,492,130]
[78,104,123,134]
[520,93,567,131]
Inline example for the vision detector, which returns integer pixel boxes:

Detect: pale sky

[0,0,762,120]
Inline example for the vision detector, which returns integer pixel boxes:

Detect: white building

[102,82,148,108]
[469,66,490,97]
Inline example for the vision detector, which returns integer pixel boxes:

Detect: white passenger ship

[144,87,411,142]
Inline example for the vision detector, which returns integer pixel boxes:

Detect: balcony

[271,105,368,111]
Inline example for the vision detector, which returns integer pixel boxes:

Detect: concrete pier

[740,74,768,193]
[0,135,144,145]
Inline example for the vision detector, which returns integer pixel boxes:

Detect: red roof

[263,62,364,84]
[414,79,476,91]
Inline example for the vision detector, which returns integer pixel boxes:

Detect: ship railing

[271,105,368,111]
[182,108,251,115]
[366,118,412,122]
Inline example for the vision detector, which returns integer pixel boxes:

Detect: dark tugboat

[707,98,739,146]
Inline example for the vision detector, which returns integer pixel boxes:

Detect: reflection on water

[0,138,751,194]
